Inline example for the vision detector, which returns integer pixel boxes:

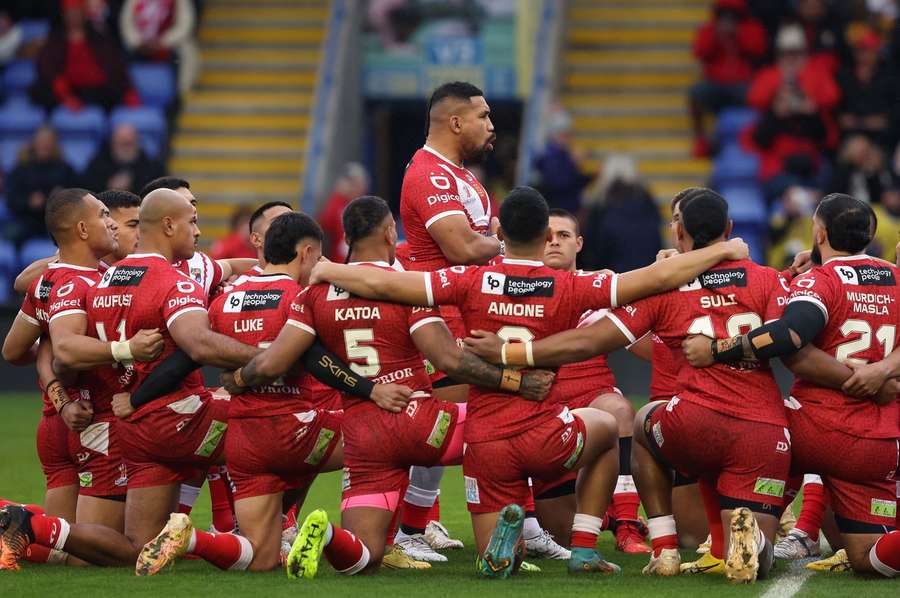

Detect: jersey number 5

[344,329,380,377]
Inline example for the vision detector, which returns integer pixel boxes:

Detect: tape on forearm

[233,367,247,389]
[47,380,72,414]
[499,368,522,392]
[503,342,530,367]
[110,340,133,364]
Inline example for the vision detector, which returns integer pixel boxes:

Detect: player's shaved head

[426,81,485,132]
[45,187,92,243]
[500,186,550,244]
[140,188,193,229]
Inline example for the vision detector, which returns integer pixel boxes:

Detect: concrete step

[572,113,690,133]
[188,177,302,195]
[568,6,706,23]
[199,26,326,45]
[200,48,320,67]
[177,113,311,133]
[197,69,317,89]
[564,71,694,90]
[567,28,693,46]
[173,134,307,154]
[170,156,304,176]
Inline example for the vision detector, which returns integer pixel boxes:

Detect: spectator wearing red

[793,0,850,75]
[689,0,767,157]
[836,29,894,149]
[30,0,140,111]
[744,25,840,201]
[210,204,256,261]
[318,162,370,262]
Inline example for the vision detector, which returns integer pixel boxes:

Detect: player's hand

[112,393,135,419]
[787,250,813,278]
[842,361,891,398]
[309,261,332,285]
[722,238,750,261]
[682,334,715,368]
[371,383,413,413]
[872,377,900,406]
[655,248,679,262]
[462,330,504,364]
[129,328,164,362]
[60,400,93,431]
[221,371,246,395]
[520,369,555,402]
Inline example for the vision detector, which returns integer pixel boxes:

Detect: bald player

[0,189,264,569]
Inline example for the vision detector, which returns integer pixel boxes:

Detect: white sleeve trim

[17,310,39,326]
[409,316,444,334]
[48,309,86,324]
[423,272,434,306]
[605,312,637,344]
[626,331,651,350]
[286,319,316,336]
[787,296,828,323]
[609,273,619,308]
[166,306,207,329]
[424,210,466,229]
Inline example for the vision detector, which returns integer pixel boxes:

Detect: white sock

[179,483,202,510]
[186,528,197,553]
[614,475,637,494]
[324,522,334,546]
[646,515,676,540]
[572,513,604,536]
[756,526,767,555]
[228,535,254,571]
[523,516,542,540]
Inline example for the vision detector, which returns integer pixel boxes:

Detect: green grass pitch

[0,393,896,596]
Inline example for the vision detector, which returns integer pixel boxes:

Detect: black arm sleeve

[301,340,375,399]
[746,300,827,360]
[129,349,201,409]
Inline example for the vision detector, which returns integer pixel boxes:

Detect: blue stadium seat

[0,194,9,222]
[60,138,100,173]
[712,143,759,187]
[0,238,15,304]
[715,108,758,145]
[731,222,766,264]
[18,19,50,44]
[0,137,27,173]
[19,237,57,270]
[110,106,167,158]
[51,105,107,143]
[129,63,176,109]
[719,185,766,224]
[3,60,37,100]
[0,100,44,138]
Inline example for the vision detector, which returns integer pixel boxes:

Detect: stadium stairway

[561,0,710,210]
[168,0,328,244]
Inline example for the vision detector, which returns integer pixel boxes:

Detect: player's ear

[249,231,261,250]
[76,219,88,240]
[449,114,462,134]
[724,219,733,240]
[576,235,584,253]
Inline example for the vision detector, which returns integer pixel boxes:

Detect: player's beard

[810,243,822,265]
[464,135,496,163]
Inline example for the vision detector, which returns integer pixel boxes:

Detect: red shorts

[789,406,899,530]
[68,415,128,497]
[36,414,77,490]
[118,392,229,489]
[226,409,343,500]
[463,408,586,514]
[342,396,459,500]
[557,386,622,411]
[646,398,791,509]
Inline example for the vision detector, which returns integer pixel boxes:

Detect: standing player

[463,191,789,583]
[308,187,750,577]
[396,81,503,554]
[682,193,900,578]
[534,208,649,555]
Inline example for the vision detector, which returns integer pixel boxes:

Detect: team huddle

[0,82,898,585]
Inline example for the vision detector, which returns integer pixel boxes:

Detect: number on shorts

[344,328,380,376]
[835,320,896,366]
[687,312,763,338]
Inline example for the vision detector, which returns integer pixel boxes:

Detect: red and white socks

[611,475,641,523]
[178,483,201,515]
[570,513,603,550]
[323,523,370,575]
[207,466,237,533]
[187,528,253,571]
[29,513,71,551]
[794,475,827,541]
[647,515,678,557]
[699,479,725,558]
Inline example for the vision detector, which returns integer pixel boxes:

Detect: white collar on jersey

[501,257,544,267]
[348,260,405,272]
[244,274,294,283]
[48,262,97,272]
[422,144,462,168]
[127,252,166,260]
[823,254,883,265]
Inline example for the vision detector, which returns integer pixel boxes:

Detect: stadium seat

[0,137,28,173]
[19,237,57,270]
[0,238,15,303]
[731,221,766,264]
[50,105,107,143]
[719,185,766,224]
[129,63,176,109]
[60,138,100,173]
[0,100,44,138]
[714,108,758,145]
[110,106,167,158]
[711,143,759,187]
[18,19,50,44]
[2,60,37,100]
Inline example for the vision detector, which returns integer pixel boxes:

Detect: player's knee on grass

[590,393,635,437]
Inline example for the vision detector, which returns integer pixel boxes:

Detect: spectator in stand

[5,126,75,245]
[744,24,840,202]
[81,123,165,194]
[836,28,894,149]
[0,9,23,66]
[869,176,899,263]
[580,154,662,272]
[210,204,256,261]
[767,185,819,269]
[793,0,850,74]
[827,134,894,204]
[533,106,593,214]
[30,0,140,111]
[689,0,767,158]
[318,162,370,261]
[120,0,199,95]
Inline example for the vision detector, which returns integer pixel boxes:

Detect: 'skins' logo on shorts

[464,476,480,504]
[753,477,785,498]
[223,289,283,313]
[871,499,897,518]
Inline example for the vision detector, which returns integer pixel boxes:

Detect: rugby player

[307,186,750,577]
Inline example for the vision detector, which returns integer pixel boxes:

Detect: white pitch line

[760,561,814,598]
